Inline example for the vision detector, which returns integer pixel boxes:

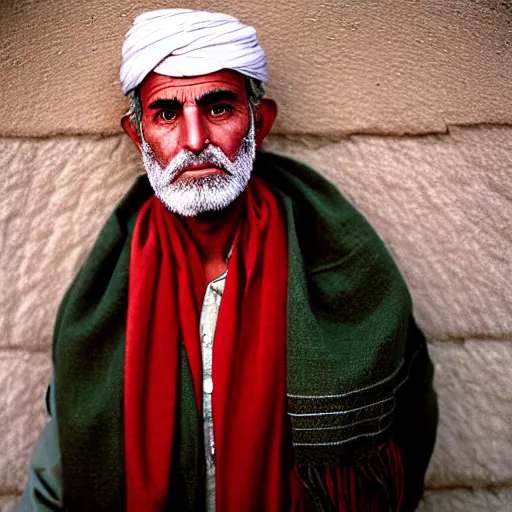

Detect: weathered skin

[122,70,277,281]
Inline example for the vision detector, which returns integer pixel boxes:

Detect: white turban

[120,8,268,95]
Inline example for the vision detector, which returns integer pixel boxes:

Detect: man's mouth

[172,163,227,182]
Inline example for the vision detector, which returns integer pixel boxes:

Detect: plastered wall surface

[1,0,512,137]
[1,0,511,510]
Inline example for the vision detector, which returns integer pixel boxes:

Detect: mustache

[164,145,233,180]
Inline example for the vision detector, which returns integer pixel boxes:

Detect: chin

[155,174,249,217]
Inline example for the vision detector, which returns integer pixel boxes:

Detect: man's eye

[210,105,231,117]
[158,110,177,122]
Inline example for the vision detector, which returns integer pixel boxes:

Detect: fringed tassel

[292,440,404,512]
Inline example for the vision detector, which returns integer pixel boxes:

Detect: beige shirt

[199,270,227,512]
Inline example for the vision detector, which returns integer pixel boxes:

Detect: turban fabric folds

[120,9,268,95]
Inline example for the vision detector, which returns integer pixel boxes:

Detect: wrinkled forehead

[139,70,248,106]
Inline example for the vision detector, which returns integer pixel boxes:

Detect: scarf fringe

[294,440,404,512]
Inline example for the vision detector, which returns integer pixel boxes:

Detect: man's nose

[182,106,209,153]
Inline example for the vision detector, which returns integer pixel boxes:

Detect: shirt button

[204,378,213,394]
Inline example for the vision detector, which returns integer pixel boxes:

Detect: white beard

[140,113,256,217]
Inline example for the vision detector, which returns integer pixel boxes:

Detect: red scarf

[124,176,404,511]
[125,177,290,511]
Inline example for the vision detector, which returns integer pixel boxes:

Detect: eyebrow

[148,98,183,110]
[147,89,240,111]
[195,89,239,106]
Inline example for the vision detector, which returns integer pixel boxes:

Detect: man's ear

[254,98,277,149]
[121,114,142,151]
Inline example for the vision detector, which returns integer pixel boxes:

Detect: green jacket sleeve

[18,374,63,511]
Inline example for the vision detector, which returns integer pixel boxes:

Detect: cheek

[209,122,249,161]
[142,124,180,166]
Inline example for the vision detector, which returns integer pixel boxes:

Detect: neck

[182,195,245,282]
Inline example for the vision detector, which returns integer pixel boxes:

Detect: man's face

[138,70,256,216]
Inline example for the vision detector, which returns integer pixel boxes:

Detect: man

[20,9,437,512]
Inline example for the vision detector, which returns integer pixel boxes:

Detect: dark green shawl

[52,151,437,511]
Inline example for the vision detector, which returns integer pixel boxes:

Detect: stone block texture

[3,127,512,509]
[3,128,512,350]
[1,0,511,136]
[426,341,512,489]
[2,1,512,509]
[0,496,18,512]
[0,351,50,493]
[418,489,512,512]
[1,137,139,351]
